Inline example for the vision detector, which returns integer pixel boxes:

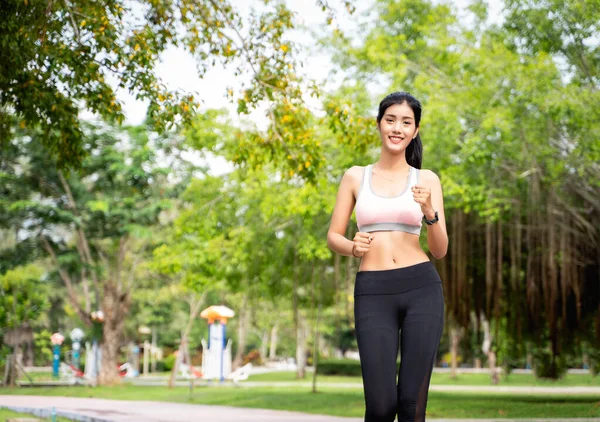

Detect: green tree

[0,263,49,371]
[323,0,600,378]
[2,122,189,384]
[0,0,353,170]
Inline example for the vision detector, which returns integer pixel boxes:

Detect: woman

[327,91,448,422]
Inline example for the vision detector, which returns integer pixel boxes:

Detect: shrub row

[316,359,362,376]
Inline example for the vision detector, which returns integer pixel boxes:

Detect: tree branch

[116,235,128,292]
[40,234,92,326]
[57,170,102,299]
[62,0,82,44]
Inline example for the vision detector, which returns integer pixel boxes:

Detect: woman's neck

[376,151,410,173]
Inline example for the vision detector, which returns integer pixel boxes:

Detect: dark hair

[376,92,423,169]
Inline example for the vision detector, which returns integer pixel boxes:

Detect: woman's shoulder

[417,168,441,184]
[340,166,368,197]
[342,165,367,181]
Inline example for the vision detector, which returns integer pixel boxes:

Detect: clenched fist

[411,184,435,219]
[352,232,373,257]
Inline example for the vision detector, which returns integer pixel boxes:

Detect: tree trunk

[481,315,498,385]
[151,327,157,373]
[5,354,18,387]
[143,340,150,375]
[495,220,503,342]
[292,254,306,378]
[98,284,128,385]
[259,330,269,362]
[296,311,307,379]
[312,303,321,393]
[488,350,498,385]
[233,295,249,369]
[269,323,278,361]
[98,321,124,385]
[169,292,206,388]
[450,325,461,379]
[485,221,494,319]
[24,340,34,367]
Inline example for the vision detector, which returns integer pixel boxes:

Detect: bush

[243,349,262,366]
[34,329,53,366]
[441,352,463,366]
[317,359,362,376]
[162,353,176,371]
[533,349,567,379]
[588,346,600,376]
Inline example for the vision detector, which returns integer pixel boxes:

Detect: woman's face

[377,102,419,153]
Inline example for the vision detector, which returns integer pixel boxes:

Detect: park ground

[2,372,600,419]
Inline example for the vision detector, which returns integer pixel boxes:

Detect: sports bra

[354,164,423,235]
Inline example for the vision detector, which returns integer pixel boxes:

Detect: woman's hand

[352,232,373,257]
[412,184,435,219]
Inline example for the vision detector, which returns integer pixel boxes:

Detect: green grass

[1,385,599,418]
[22,370,600,387]
[18,372,56,382]
[0,408,71,421]
[247,370,600,386]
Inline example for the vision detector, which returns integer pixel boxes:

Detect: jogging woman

[327,91,448,422]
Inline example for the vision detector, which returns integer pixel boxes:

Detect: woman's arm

[413,170,448,259]
[327,167,359,257]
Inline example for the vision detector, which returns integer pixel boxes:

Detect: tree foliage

[0,0,352,170]
[323,0,600,376]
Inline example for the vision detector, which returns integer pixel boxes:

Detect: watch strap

[423,211,439,225]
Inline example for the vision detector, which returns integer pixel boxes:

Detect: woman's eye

[403,121,410,125]
[386,119,394,123]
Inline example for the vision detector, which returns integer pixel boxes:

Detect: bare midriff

[358,230,430,271]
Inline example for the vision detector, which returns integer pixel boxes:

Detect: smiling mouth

[389,135,403,144]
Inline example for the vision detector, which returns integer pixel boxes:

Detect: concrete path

[1,396,599,422]
[2,396,355,422]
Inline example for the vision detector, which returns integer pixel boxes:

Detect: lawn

[246,370,600,386]
[1,385,599,418]
[20,370,600,387]
[0,407,71,421]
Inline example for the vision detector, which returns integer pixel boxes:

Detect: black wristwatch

[423,211,439,225]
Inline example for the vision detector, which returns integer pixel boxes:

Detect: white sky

[104,0,503,175]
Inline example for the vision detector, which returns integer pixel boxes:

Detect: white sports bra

[354,164,423,235]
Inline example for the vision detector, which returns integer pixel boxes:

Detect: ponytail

[406,133,423,169]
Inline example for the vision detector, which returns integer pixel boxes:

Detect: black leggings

[354,261,444,422]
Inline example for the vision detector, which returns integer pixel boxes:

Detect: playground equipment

[83,340,102,381]
[118,362,136,378]
[178,361,203,379]
[59,362,84,384]
[50,332,64,379]
[69,328,84,370]
[82,310,104,382]
[228,362,253,384]
[200,305,234,381]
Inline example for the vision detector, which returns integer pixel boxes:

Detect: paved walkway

[2,396,354,422]
[1,396,599,422]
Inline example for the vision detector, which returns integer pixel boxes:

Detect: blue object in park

[51,406,57,422]
[73,347,80,369]
[220,323,226,382]
[52,344,61,378]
